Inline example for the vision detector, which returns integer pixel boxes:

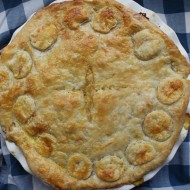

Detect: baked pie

[0,0,190,189]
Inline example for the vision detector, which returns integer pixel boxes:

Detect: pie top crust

[0,0,190,189]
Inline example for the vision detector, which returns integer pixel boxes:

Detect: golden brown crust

[0,0,190,189]
[0,67,11,91]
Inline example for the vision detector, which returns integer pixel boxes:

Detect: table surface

[0,0,190,190]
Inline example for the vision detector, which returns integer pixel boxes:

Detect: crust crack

[83,64,95,122]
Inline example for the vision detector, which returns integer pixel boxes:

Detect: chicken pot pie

[0,0,190,189]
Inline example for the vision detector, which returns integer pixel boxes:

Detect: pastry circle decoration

[13,95,36,123]
[157,77,184,105]
[0,68,10,91]
[68,154,92,180]
[51,151,68,168]
[126,141,156,165]
[35,134,56,157]
[96,156,124,182]
[6,50,32,79]
[133,29,165,61]
[64,6,90,30]
[143,110,173,141]
[92,7,117,33]
[30,24,58,51]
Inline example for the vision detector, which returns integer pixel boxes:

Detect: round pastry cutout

[68,153,92,180]
[143,110,172,141]
[92,7,117,33]
[157,77,184,104]
[133,29,164,61]
[7,50,32,79]
[13,95,36,123]
[96,156,124,182]
[35,134,56,157]
[64,6,90,29]
[30,24,58,51]
[51,151,68,168]
[126,141,156,165]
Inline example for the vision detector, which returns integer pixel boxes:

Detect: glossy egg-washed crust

[0,0,190,189]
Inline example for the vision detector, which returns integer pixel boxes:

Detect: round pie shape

[0,0,190,190]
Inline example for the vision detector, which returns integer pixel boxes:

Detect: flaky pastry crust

[0,0,190,189]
